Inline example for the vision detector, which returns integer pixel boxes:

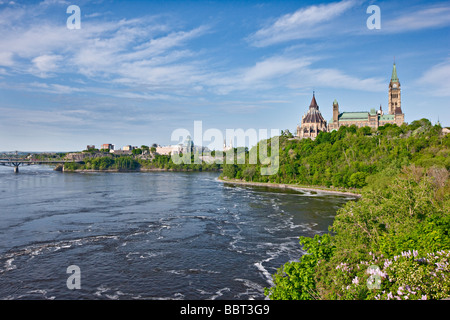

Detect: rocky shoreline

[217,177,362,197]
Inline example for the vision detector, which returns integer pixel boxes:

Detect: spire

[391,62,398,83]
[309,92,319,110]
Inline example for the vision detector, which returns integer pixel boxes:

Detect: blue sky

[0,0,449,151]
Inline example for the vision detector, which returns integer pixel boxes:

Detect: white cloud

[0,0,377,100]
[0,5,26,27]
[128,26,209,60]
[0,106,88,127]
[38,0,70,6]
[242,56,311,83]
[0,3,210,95]
[31,54,64,76]
[207,56,312,94]
[384,5,450,32]
[208,54,384,95]
[248,0,355,47]
[84,12,102,18]
[0,51,14,67]
[418,59,450,97]
[0,0,436,111]
[27,82,84,94]
[301,67,384,91]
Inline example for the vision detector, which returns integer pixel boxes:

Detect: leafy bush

[265,164,450,300]
[63,162,82,171]
[264,234,334,300]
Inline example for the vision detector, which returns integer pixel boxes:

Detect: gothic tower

[388,62,402,115]
[333,99,339,123]
[297,92,327,139]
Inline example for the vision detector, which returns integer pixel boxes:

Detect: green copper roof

[380,114,395,121]
[333,99,338,105]
[391,63,399,82]
[339,112,369,121]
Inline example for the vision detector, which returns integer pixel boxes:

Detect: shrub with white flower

[332,250,450,300]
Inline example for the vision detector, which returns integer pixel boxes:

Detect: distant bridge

[0,158,76,173]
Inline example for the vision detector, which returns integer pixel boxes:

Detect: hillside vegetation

[221,119,449,191]
[220,119,450,300]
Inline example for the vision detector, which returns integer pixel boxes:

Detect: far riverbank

[59,168,220,173]
[55,163,221,173]
[217,177,361,198]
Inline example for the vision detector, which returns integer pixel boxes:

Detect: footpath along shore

[217,177,362,198]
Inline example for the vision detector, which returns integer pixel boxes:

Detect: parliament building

[297,63,405,139]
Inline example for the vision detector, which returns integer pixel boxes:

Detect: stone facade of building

[297,63,405,139]
[296,93,328,139]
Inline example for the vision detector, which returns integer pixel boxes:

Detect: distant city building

[122,145,137,151]
[86,145,95,150]
[223,139,233,152]
[297,63,405,139]
[101,144,114,150]
[154,136,210,156]
[184,135,194,154]
[155,145,183,156]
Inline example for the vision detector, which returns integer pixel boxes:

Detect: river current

[0,166,353,300]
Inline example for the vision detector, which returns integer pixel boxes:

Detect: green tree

[223,164,237,179]
[265,234,334,300]
[348,172,368,188]
[115,156,139,170]
[242,166,256,181]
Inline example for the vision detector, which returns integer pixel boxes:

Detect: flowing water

[0,166,354,300]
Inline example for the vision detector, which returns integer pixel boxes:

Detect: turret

[333,99,339,123]
[388,62,401,115]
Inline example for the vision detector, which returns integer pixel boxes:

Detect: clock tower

[388,62,401,115]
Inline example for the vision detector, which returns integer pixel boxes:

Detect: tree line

[64,153,222,172]
[220,119,449,191]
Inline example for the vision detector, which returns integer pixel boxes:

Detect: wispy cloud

[247,0,356,47]
[0,0,386,100]
[208,54,384,94]
[31,54,64,77]
[0,51,14,67]
[0,2,211,97]
[384,4,450,33]
[304,68,384,92]
[209,56,312,94]
[418,58,450,97]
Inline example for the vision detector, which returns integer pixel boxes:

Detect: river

[0,166,354,300]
